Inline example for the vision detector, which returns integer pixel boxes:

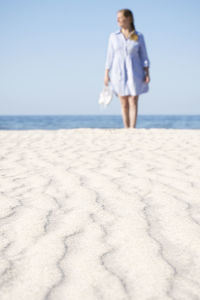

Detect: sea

[0,115,200,130]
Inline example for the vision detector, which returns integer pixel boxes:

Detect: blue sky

[0,0,200,115]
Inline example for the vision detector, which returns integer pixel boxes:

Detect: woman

[104,9,151,128]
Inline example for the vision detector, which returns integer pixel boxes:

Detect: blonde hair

[118,8,139,41]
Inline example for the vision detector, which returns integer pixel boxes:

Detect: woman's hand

[144,74,150,84]
[104,71,110,86]
[143,67,150,84]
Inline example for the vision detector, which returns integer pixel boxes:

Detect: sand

[0,128,200,300]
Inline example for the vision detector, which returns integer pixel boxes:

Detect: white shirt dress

[105,29,150,97]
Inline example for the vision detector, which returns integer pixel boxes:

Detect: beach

[0,128,200,300]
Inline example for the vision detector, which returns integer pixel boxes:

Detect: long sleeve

[138,33,150,68]
[105,34,114,70]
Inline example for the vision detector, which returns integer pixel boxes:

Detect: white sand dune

[0,128,200,300]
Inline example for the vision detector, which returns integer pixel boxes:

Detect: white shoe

[98,84,114,107]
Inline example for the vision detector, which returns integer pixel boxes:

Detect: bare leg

[119,95,130,128]
[128,95,139,128]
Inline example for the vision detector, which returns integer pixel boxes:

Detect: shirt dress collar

[115,29,121,34]
[115,28,138,36]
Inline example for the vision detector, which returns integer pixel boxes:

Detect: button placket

[126,39,129,55]
[123,38,128,56]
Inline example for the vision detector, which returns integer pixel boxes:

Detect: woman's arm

[139,33,150,83]
[138,33,150,69]
[105,34,114,72]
